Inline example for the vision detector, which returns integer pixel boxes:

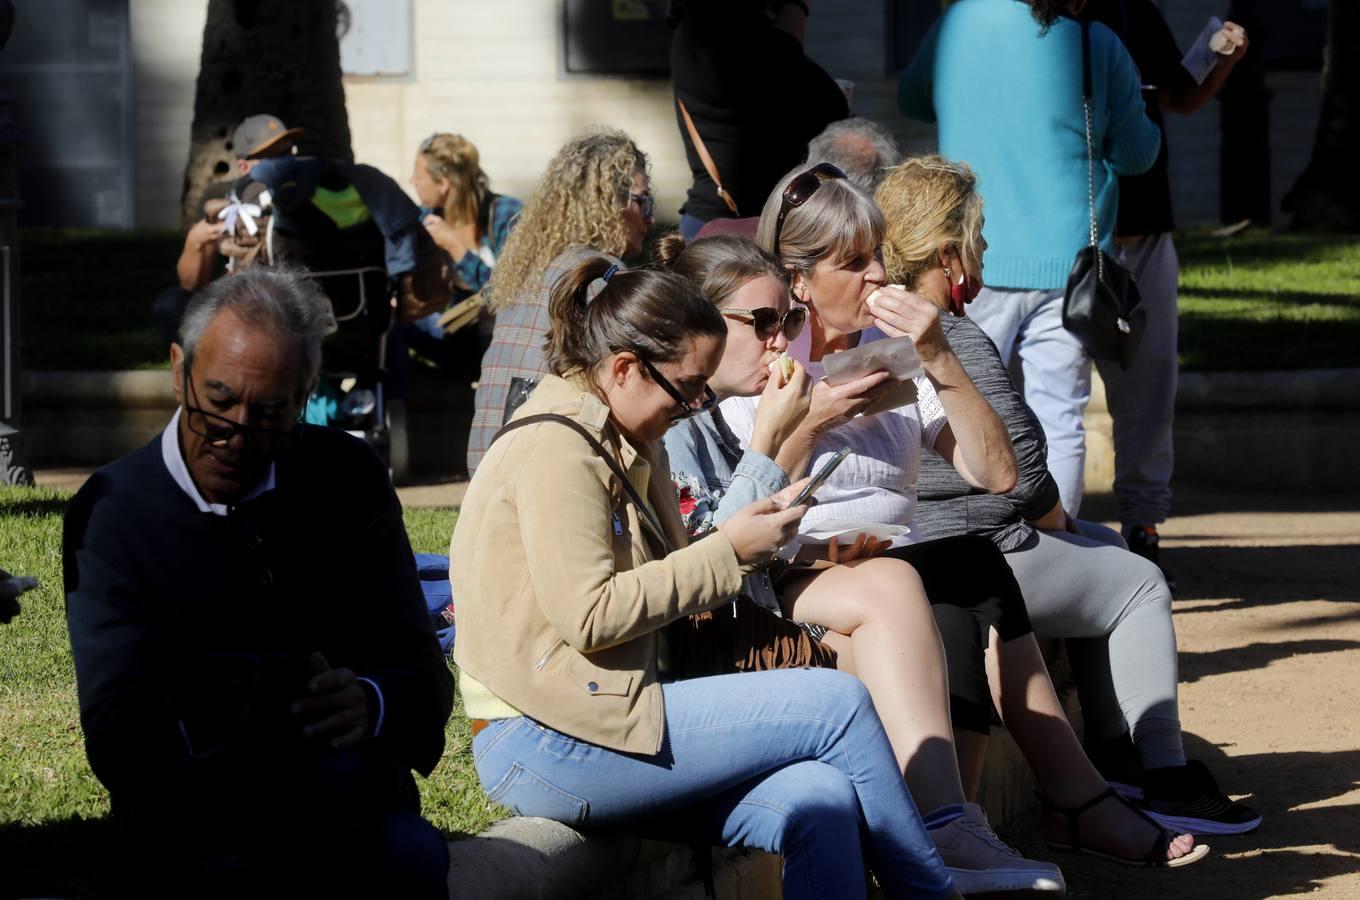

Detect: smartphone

[787,448,852,508]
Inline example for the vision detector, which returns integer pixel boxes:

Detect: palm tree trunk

[180,0,352,227]
[1283,0,1360,232]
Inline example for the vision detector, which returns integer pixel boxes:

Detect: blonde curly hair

[486,129,648,311]
[875,154,985,289]
[419,133,490,230]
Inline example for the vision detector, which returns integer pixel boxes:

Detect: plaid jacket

[467,247,620,474]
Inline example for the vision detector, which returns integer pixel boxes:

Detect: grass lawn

[1176,227,1360,371]
[16,225,1359,374]
[0,488,503,898]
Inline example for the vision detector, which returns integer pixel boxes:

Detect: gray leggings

[1003,519,1185,770]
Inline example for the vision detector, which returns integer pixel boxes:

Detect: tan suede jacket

[450,374,750,755]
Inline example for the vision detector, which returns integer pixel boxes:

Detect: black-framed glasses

[630,191,655,220]
[183,368,302,452]
[617,348,717,422]
[772,162,847,254]
[719,306,807,342]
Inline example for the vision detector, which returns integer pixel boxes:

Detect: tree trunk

[180,0,352,227]
[1283,0,1360,232]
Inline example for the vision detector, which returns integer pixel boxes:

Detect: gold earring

[943,266,952,280]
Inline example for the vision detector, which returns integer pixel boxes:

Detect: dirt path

[1001,487,1360,898]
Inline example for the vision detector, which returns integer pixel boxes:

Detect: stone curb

[445,818,781,900]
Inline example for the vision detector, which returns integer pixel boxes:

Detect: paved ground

[31,468,1360,897]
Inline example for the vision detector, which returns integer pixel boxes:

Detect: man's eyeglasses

[772,162,847,254]
[630,192,655,220]
[183,370,302,452]
[618,349,716,422]
[719,306,807,342]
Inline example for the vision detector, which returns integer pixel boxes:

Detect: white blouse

[719,327,949,547]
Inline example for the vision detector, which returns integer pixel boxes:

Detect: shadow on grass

[1180,286,1360,309]
[0,493,71,518]
[0,815,118,899]
[1177,228,1360,270]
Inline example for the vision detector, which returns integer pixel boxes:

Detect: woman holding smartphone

[658,233,1067,896]
[717,163,1204,868]
[451,254,958,900]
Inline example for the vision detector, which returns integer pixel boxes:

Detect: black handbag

[1062,19,1145,370]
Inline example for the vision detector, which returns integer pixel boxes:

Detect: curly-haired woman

[466,129,655,473]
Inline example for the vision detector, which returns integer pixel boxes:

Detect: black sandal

[1041,787,1210,868]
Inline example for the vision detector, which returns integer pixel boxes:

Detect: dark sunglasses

[719,306,807,342]
[618,349,717,422]
[772,162,847,254]
[630,192,655,220]
[183,369,302,452]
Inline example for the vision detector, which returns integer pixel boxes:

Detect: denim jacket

[662,407,789,614]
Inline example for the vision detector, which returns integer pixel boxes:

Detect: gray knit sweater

[913,315,1061,551]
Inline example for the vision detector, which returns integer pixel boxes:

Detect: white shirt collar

[161,408,277,516]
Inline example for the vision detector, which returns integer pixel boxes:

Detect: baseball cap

[232,114,303,160]
[695,216,760,241]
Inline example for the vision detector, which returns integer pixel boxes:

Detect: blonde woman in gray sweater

[878,155,1260,838]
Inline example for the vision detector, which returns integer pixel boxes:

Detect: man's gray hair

[806,118,903,193]
[178,267,338,396]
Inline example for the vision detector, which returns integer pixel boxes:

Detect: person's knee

[774,764,860,843]
[801,666,873,711]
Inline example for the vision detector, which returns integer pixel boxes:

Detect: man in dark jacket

[65,268,454,897]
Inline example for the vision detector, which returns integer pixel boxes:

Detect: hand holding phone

[786,448,852,509]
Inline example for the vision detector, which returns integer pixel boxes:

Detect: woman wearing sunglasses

[658,232,1067,896]
[452,253,958,900]
[468,129,657,474]
[719,162,1204,869]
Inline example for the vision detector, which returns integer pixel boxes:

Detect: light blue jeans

[472,668,954,900]
[968,286,1092,517]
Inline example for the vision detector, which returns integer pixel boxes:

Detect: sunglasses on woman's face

[631,192,655,220]
[719,306,807,342]
[618,349,716,423]
[773,162,847,254]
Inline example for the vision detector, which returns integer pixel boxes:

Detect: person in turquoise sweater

[898,0,1160,518]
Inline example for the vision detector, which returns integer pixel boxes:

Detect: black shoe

[1142,761,1263,835]
[1126,525,1177,592]
[1086,731,1145,799]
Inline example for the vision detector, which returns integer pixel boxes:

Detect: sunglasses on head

[718,306,807,342]
[772,162,847,255]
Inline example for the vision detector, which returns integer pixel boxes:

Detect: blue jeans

[967,286,1092,517]
[472,669,953,900]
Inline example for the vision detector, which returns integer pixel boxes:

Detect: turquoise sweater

[899,0,1160,290]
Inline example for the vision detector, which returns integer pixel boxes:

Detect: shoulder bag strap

[491,413,674,553]
[676,97,741,216]
[1080,20,1105,279]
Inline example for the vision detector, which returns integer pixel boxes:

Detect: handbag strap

[676,98,741,216]
[1080,19,1099,254]
[490,413,675,554]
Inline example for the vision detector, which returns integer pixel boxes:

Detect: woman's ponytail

[546,255,618,376]
[543,254,726,378]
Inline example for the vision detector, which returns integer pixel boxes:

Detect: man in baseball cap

[232,113,304,162]
[153,114,305,351]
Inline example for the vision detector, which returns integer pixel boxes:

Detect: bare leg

[782,558,966,813]
[984,630,1195,861]
[953,729,988,802]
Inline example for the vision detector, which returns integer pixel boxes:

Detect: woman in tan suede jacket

[450,254,958,900]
